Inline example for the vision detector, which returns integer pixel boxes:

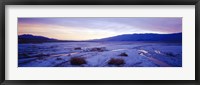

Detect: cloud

[18,17,182,40]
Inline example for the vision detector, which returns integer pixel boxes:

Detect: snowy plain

[18,42,182,67]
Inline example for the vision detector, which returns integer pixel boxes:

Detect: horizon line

[18,32,182,41]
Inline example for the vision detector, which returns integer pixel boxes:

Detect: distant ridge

[18,34,58,43]
[93,33,182,42]
[18,33,182,43]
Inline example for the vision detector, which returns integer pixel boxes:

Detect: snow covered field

[18,42,182,67]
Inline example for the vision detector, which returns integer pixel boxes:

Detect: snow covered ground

[18,42,182,67]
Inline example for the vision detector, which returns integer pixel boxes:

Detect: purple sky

[18,17,182,40]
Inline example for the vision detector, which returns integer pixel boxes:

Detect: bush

[56,57,63,60]
[70,57,86,65]
[74,47,81,50]
[21,53,30,57]
[108,58,125,65]
[165,52,175,57]
[90,47,107,52]
[118,52,128,57]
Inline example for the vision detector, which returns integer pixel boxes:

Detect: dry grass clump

[70,57,86,65]
[74,47,81,50]
[165,52,175,57]
[108,58,125,65]
[90,47,106,52]
[118,52,128,57]
[56,57,63,60]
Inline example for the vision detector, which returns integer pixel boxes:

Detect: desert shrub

[56,57,63,60]
[21,53,30,57]
[70,57,86,65]
[119,52,128,57]
[74,47,81,50]
[165,52,175,57]
[108,58,125,65]
[50,45,58,48]
[90,47,106,52]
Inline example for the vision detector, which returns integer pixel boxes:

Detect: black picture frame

[0,0,199,85]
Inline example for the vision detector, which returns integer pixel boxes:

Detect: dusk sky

[18,17,182,40]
